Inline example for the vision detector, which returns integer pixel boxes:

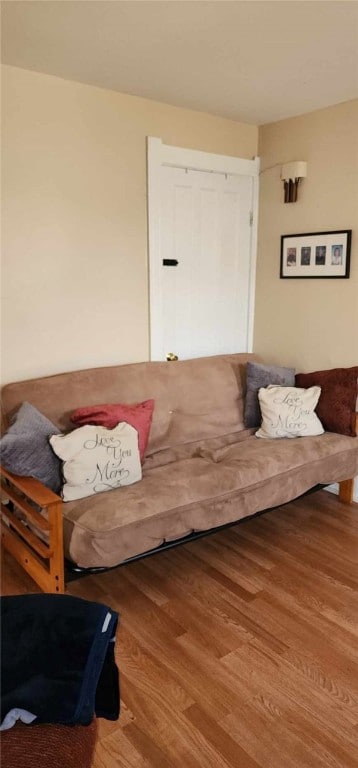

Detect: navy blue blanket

[1,594,120,728]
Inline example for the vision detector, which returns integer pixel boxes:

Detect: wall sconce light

[280,161,307,203]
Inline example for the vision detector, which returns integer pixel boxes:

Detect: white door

[148,138,259,361]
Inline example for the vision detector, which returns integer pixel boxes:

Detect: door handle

[162,259,179,266]
[166,353,179,361]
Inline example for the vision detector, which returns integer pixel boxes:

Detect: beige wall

[1,65,257,384]
[3,66,357,387]
[255,100,358,372]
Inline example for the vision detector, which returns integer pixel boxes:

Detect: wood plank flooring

[2,489,358,767]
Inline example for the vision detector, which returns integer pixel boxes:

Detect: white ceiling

[2,0,358,125]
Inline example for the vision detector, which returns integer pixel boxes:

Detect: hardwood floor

[2,489,358,767]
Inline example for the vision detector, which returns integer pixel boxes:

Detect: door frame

[147,136,260,361]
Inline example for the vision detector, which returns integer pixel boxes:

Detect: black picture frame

[280,229,351,279]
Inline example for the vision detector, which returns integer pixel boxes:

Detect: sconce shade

[281,161,307,203]
[280,161,307,181]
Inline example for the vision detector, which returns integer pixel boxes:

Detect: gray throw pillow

[0,402,62,493]
[244,361,295,428]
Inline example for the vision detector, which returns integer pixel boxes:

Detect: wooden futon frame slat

[1,467,64,593]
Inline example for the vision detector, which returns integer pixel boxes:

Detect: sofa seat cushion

[63,432,358,569]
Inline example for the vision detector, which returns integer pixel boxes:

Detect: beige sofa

[1,353,357,594]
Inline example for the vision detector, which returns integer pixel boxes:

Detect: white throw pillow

[255,385,324,439]
[50,423,142,501]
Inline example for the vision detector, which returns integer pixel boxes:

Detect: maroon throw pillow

[71,400,155,462]
[295,367,358,436]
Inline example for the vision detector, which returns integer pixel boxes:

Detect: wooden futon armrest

[338,412,358,504]
[1,466,64,593]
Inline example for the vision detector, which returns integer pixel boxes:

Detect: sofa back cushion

[1,353,260,459]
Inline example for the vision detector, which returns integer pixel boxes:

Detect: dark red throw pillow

[71,400,155,462]
[295,367,358,436]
